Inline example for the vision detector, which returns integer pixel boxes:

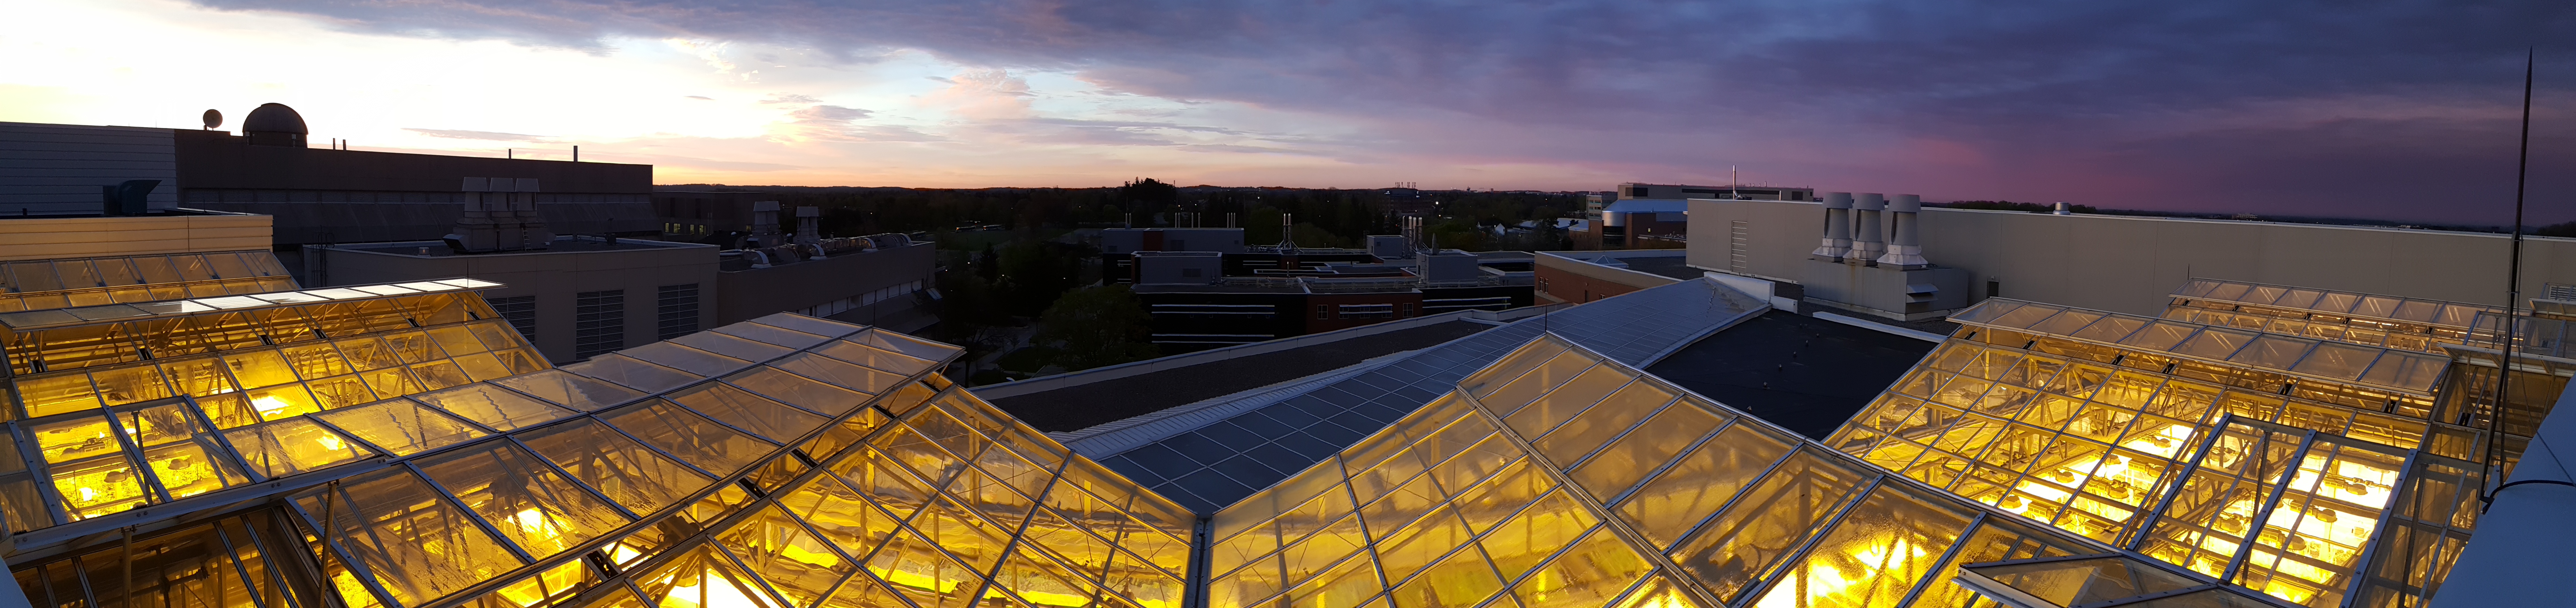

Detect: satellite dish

[201,109,222,130]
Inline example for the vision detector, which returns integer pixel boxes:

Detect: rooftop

[986,320,1492,431]
[1644,310,1942,438]
[323,237,707,258]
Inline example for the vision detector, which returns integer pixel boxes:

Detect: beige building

[305,237,720,363]
[1687,197,2576,318]
[308,235,936,363]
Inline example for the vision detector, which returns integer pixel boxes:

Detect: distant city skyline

[3,0,2569,224]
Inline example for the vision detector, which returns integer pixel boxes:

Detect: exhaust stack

[1850,193,1886,265]
[1876,194,1927,268]
[1812,192,1852,260]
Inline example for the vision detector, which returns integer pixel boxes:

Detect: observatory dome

[243,102,308,147]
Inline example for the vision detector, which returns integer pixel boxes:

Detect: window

[1338,304,1394,319]
[657,283,700,340]
[1988,280,2003,300]
[489,295,537,342]
[574,289,625,359]
[1400,303,1414,317]
[1315,304,1329,320]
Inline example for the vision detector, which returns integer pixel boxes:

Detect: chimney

[1850,193,1886,265]
[795,206,821,245]
[1876,194,1927,268]
[750,201,782,247]
[446,177,500,253]
[1812,192,1853,260]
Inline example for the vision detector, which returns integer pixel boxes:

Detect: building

[1571,183,1811,251]
[303,237,720,363]
[1,204,2573,608]
[307,233,934,363]
[1685,195,2576,319]
[1127,245,1535,352]
[2,115,935,362]
[2,107,656,246]
[1099,228,1249,280]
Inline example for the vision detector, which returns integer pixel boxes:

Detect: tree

[1244,206,1285,244]
[997,240,1087,316]
[1035,285,1159,371]
[1117,178,1178,210]
[975,243,1000,282]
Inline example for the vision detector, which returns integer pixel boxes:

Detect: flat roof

[986,320,1491,432]
[323,237,706,258]
[1615,254,1704,281]
[1644,310,1940,439]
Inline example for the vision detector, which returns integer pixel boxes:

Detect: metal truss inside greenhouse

[1831,297,2569,607]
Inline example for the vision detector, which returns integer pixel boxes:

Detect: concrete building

[309,234,934,363]
[3,109,657,246]
[1128,245,1534,352]
[1686,196,2576,319]
[305,237,719,363]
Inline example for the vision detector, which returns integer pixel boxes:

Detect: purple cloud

[195,0,2576,222]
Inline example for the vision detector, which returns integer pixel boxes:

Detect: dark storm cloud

[205,0,2576,222]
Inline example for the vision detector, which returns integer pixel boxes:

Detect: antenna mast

[2483,48,2536,509]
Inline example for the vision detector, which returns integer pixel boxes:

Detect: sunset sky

[3,0,2570,223]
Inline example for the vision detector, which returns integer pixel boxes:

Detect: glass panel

[1570,404,1723,499]
[601,400,773,476]
[2172,328,2257,360]
[1666,451,1866,603]
[1616,424,1794,549]
[1482,351,1601,418]
[814,340,936,375]
[1508,527,1651,608]
[2290,343,2380,381]
[667,382,830,443]
[1504,363,1618,440]
[313,399,492,456]
[495,370,646,411]
[519,418,716,516]
[53,455,151,520]
[562,355,702,393]
[768,353,905,395]
[297,468,526,608]
[2026,310,2104,336]
[15,372,103,418]
[753,313,864,337]
[717,504,853,608]
[1747,486,1971,608]
[417,442,633,558]
[1532,381,1672,466]
[668,331,794,363]
[723,367,872,416]
[242,384,322,422]
[415,383,580,431]
[850,329,961,361]
[2121,322,2201,351]
[1968,556,2201,607]
[621,342,751,377]
[712,322,832,349]
[225,419,374,480]
[2229,336,2317,369]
